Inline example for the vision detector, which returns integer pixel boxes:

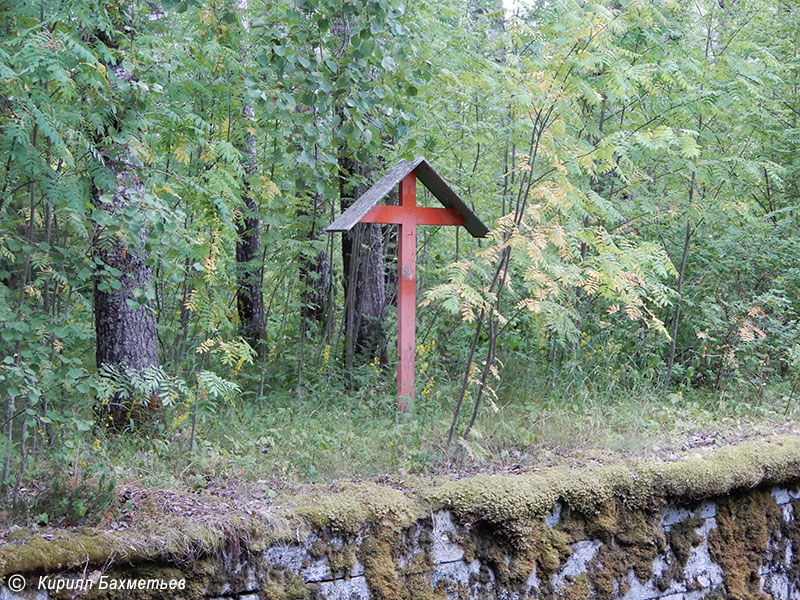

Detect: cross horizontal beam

[360,205,465,227]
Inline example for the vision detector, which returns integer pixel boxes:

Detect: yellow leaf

[200,145,216,163]
[173,145,191,166]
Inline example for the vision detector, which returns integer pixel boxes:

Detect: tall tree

[328,9,394,369]
[91,5,160,427]
[233,0,266,351]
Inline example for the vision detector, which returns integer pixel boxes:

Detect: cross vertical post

[397,172,416,410]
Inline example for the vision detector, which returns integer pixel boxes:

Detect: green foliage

[2,0,800,512]
[30,467,116,526]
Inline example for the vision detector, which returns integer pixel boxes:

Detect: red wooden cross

[360,172,464,410]
[325,157,488,411]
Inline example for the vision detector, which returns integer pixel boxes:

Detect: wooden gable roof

[324,157,489,238]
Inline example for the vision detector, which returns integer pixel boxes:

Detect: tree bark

[236,187,265,349]
[339,155,387,367]
[93,147,160,427]
[233,0,265,351]
[329,16,387,367]
[299,195,330,325]
[91,16,160,428]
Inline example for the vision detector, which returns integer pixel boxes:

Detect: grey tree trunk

[93,185,159,373]
[328,17,387,367]
[339,156,388,367]
[233,0,265,351]
[93,130,159,426]
[236,195,264,351]
[88,0,162,431]
[236,193,265,349]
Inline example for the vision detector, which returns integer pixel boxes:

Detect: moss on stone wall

[399,554,448,600]
[0,515,260,576]
[293,481,424,535]
[0,530,126,575]
[426,436,800,530]
[708,491,782,600]
[553,501,665,599]
[4,435,800,598]
[660,513,703,589]
[260,568,310,599]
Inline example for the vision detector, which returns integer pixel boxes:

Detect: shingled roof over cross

[325,157,489,238]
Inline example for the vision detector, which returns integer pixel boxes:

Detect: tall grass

[50,351,800,497]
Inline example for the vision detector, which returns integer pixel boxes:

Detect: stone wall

[209,485,799,599]
[3,439,800,599]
